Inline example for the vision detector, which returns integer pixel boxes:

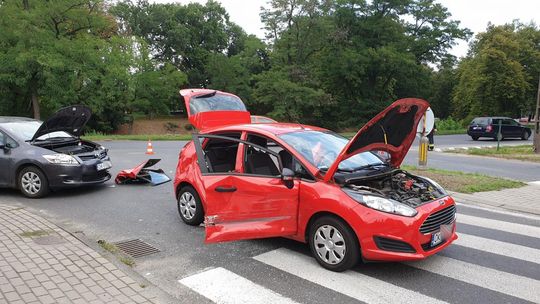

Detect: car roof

[473,116,512,119]
[201,122,329,136]
[0,116,38,124]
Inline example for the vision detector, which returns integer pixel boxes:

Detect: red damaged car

[174,89,457,271]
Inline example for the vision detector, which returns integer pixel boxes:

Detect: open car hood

[324,98,429,182]
[181,89,251,130]
[31,105,91,141]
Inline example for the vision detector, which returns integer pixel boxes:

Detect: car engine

[345,170,446,207]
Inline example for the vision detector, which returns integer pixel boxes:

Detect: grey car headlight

[343,188,418,217]
[43,154,80,166]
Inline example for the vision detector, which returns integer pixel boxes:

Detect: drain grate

[114,239,160,258]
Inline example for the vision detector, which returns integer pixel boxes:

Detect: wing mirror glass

[281,168,294,189]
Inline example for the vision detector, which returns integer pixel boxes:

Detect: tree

[112,0,250,87]
[453,22,540,119]
[0,0,132,129]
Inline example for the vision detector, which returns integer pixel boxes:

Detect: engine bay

[345,170,446,207]
[33,139,105,160]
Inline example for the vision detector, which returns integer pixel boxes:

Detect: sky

[151,0,540,58]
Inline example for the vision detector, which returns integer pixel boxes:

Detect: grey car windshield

[189,93,246,114]
[1,121,73,141]
[279,131,384,171]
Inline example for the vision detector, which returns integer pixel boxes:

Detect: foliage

[453,22,540,119]
[437,117,463,131]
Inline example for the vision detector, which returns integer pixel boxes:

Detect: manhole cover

[114,239,160,258]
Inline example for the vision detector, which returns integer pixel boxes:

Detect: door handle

[215,186,237,193]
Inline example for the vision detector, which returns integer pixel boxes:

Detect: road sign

[417,107,434,136]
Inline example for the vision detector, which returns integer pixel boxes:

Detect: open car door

[181,89,251,130]
[192,134,299,243]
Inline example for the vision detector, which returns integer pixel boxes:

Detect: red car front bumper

[351,196,458,262]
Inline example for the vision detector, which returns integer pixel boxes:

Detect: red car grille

[419,205,456,234]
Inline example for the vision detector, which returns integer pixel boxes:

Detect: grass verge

[83,134,193,141]
[402,165,525,193]
[97,240,135,267]
[447,145,539,163]
[20,230,51,238]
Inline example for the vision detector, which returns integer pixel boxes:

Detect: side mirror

[281,168,295,189]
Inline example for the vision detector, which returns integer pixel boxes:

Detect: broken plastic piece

[115,159,171,186]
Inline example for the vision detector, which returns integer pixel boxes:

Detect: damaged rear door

[192,134,299,243]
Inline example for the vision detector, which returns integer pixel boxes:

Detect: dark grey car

[0,106,112,198]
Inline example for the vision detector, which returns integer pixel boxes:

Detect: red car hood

[323,98,429,182]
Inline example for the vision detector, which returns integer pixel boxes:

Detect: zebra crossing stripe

[179,267,299,304]
[405,255,540,303]
[458,213,540,237]
[254,248,448,304]
[455,233,540,264]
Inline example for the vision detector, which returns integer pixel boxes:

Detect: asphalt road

[0,137,539,303]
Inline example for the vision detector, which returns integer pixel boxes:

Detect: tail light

[486,125,493,132]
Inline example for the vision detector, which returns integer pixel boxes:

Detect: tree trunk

[31,93,40,120]
[534,76,540,153]
[23,0,29,10]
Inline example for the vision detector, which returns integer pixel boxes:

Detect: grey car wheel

[18,166,49,198]
[309,216,360,272]
[177,186,204,225]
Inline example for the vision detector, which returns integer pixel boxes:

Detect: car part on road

[18,166,49,198]
[177,186,204,225]
[115,159,171,186]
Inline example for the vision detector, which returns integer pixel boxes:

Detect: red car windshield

[279,131,384,171]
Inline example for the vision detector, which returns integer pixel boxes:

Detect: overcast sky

[151,0,539,58]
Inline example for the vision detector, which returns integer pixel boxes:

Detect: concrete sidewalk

[0,204,158,304]
[451,183,540,215]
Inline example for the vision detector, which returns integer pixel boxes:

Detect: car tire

[18,166,49,198]
[308,216,360,272]
[177,186,204,226]
[521,130,531,140]
[471,136,479,141]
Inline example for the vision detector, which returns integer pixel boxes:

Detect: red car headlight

[343,188,418,217]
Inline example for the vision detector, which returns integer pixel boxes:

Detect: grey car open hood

[31,105,92,141]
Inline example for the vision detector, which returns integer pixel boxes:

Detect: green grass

[401,165,525,193]
[436,128,467,135]
[97,239,119,253]
[19,230,51,238]
[97,240,136,267]
[83,133,193,141]
[448,145,539,163]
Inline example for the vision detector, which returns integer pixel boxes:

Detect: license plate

[96,161,112,171]
[473,126,481,130]
[430,231,443,247]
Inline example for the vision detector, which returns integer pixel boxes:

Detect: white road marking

[458,213,540,237]
[406,255,540,303]
[456,203,540,220]
[455,233,540,264]
[254,248,447,304]
[179,267,299,304]
[528,181,540,186]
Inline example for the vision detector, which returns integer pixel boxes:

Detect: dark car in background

[467,117,532,141]
[0,106,112,198]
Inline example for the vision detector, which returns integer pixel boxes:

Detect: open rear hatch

[324,98,430,182]
[181,89,251,130]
